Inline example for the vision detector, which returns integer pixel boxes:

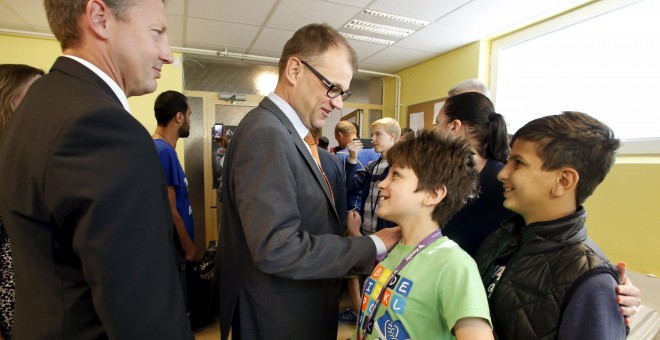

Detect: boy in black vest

[475,111,626,339]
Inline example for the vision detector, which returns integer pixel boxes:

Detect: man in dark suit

[217,23,401,340]
[0,0,193,338]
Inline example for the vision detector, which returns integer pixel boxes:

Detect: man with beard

[153,91,196,264]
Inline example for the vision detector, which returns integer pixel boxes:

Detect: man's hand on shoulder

[373,226,401,250]
[616,262,642,325]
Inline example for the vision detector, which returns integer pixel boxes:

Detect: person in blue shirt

[152,91,196,261]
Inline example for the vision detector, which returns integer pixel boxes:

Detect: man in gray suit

[217,23,401,340]
[0,0,192,338]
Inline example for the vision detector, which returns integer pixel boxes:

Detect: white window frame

[490,0,659,154]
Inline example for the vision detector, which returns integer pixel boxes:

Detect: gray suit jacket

[0,57,192,339]
[217,97,376,340]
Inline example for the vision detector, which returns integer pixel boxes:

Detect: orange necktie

[304,132,334,200]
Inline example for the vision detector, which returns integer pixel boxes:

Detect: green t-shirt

[354,236,491,340]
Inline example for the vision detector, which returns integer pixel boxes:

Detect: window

[491,0,660,154]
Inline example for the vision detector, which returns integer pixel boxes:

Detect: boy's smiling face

[376,164,428,225]
[498,139,563,224]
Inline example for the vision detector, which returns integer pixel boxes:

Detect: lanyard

[369,160,382,219]
[357,229,444,340]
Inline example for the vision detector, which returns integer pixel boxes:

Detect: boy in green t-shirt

[353,129,493,340]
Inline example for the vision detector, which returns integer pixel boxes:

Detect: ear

[284,57,303,86]
[449,119,463,133]
[86,0,111,40]
[174,111,184,124]
[551,168,579,197]
[423,184,447,207]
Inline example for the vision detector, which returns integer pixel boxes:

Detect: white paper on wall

[410,111,424,132]
[433,101,445,126]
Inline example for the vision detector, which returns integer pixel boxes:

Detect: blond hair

[371,117,401,141]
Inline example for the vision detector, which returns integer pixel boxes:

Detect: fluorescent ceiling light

[363,9,430,27]
[339,32,394,45]
[346,20,413,38]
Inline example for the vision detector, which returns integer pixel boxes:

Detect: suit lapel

[259,98,339,219]
[51,57,122,106]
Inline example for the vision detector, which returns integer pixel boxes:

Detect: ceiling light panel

[362,9,430,27]
[339,32,395,45]
[346,20,414,38]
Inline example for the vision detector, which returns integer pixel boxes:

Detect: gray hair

[448,79,491,98]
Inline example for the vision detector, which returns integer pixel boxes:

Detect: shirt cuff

[368,234,387,258]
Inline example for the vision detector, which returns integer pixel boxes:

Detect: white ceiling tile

[186,18,260,50]
[166,15,185,47]
[325,0,371,7]
[370,0,470,22]
[187,0,278,25]
[268,0,361,30]
[394,22,479,53]
[363,46,436,71]
[357,62,399,74]
[343,39,390,62]
[0,2,28,29]
[165,0,185,15]
[250,27,296,54]
[2,0,49,31]
[438,0,580,34]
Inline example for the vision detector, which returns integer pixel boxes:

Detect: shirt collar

[267,92,309,140]
[63,55,132,114]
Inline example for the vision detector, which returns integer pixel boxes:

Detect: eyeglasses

[300,60,351,101]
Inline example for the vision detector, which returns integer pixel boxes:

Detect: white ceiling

[0,0,587,73]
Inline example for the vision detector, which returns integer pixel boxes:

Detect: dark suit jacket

[0,57,192,339]
[217,97,376,340]
[318,148,347,231]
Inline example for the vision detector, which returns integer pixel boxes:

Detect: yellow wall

[585,160,660,275]
[398,42,481,112]
[0,35,61,71]
[0,33,185,163]
[382,77,397,120]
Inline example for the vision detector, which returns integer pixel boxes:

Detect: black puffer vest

[475,207,618,339]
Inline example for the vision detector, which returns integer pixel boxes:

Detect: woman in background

[435,91,513,256]
[0,64,44,339]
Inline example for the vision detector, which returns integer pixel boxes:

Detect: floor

[194,289,357,340]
